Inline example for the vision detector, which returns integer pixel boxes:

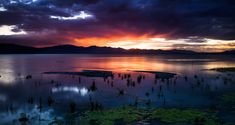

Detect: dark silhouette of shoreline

[0,43,234,55]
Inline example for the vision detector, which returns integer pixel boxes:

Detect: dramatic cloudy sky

[0,0,235,52]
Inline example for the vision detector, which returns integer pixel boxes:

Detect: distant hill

[0,44,37,54]
[0,43,233,55]
[40,45,127,54]
[221,50,235,54]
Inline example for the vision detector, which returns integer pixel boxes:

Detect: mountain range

[0,43,234,55]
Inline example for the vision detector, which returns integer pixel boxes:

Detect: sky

[0,0,235,52]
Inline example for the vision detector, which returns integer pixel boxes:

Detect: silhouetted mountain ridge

[222,50,235,54]
[0,43,233,54]
[0,43,37,53]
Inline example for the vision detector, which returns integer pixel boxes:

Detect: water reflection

[0,105,55,125]
[0,54,234,124]
[0,56,16,84]
[0,94,6,102]
[52,86,88,96]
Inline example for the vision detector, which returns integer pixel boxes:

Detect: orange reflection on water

[0,54,235,86]
[67,55,235,75]
[70,55,186,73]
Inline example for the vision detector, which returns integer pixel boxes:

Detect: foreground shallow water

[0,54,234,125]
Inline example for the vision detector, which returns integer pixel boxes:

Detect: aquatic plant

[151,87,154,92]
[27,96,34,104]
[50,80,55,84]
[126,78,131,87]
[78,77,81,83]
[154,79,158,84]
[110,81,114,87]
[132,81,136,87]
[197,80,201,86]
[38,98,42,112]
[184,76,188,81]
[127,74,131,79]
[137,75,142,83]
[47,96,54,106]
[90,101,103,111]
[145,92,150,97]
[89,81,97,92]
[117,88,124,96]
[26,75,32,79]
[19,113,29,122]
[118,73,121,78]
[159,85,162,91]
[146,99,151,106]
[134,97,138,107]
[69,102,76,113]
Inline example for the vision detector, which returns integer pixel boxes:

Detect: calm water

[0,54,234,125]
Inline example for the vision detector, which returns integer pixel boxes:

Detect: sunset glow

[72,35,235,52]
[0,0,234,52]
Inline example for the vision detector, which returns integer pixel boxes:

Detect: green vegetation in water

[220,93,235,105]
[73,107,219,125]
[150,108,219,125]
[211,67,235,72]
[78,106,144,125]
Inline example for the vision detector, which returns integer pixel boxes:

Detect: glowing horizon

[71,35,235,52]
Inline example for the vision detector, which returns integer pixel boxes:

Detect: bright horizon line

[1,43,233,53]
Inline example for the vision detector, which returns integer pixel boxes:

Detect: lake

[0,54,234,125]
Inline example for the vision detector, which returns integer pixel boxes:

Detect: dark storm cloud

[0,0,235,46]
[38,0,101,7]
